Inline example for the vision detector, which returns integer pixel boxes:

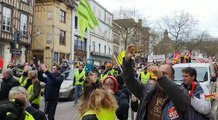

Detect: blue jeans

[74,85,83,103]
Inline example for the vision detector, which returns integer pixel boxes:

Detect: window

[54,52,58,63]
[59,30,66,45]
[104,45,106,54]
[48,11,53,20]
[21,0,28,3]
[59,53,65,64]
[20,13,28,36]
[75,16,78,29]
[60,10,66,23]
[66,54,70,60]
[74,36,87,51]
[92,41,95,52]
[0,45,3,58]
[2,7,12,32]
[174,67,208,82]
[98,43,101,53]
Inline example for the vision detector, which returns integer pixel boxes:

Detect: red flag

[190,82,197,97]
[0,57,4,69]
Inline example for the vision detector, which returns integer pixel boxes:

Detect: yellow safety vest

[140,72,151,84]
[25,111,35,120]
[75,70,86,85]
[81,108,116,120]
[6,111,35,120]
[27,85,42,105]
[100,69,116,81]
[19,76,27,87]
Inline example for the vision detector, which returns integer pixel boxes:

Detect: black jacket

[0,77,20,102]
[0,101,25,120]
[38,71,64,101]
[26,106,47,120]
[115,90,129,120]
[122,59,191,120]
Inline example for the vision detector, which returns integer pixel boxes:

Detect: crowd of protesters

[0,45,218,120]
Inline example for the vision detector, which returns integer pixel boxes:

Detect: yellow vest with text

[75,70,86,85]
[140,72,151,84]
[19,76,27,87]
[81,108,116,120]
[27,85,42,105]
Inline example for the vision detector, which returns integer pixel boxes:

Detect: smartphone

[134,45,143,53]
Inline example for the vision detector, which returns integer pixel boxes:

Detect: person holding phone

[122,45,209,120]
[38,64,64,120]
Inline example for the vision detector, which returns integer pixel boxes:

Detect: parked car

[59,69,76,101]
[173,63,218,120]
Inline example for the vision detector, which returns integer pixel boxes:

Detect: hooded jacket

[103,76,129,120]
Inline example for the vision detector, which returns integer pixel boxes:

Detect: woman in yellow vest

[26,70,42,109]
[79,72,118,120]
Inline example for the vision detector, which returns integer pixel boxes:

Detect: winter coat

[0,76,20,101]
[38,71,63,101]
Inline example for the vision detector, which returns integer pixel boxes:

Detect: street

[40,99,135,120]
[40,100,80,120]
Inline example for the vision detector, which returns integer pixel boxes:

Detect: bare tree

[157,11,198,50]
[185,31,211,51]
[113,8,149,50]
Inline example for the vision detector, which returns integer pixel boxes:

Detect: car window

[174,67,209,82]
[65,69,76,80]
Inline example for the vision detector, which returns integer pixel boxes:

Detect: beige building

[112,22,124,55]
[31,0,74,68]
[0,0,34,68]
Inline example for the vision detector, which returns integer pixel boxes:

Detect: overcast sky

[96,0,218,37]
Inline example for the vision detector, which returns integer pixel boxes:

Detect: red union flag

[174,51,181,59]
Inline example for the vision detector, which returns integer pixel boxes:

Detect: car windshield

[65,69,76,80]
[174,67,208,82]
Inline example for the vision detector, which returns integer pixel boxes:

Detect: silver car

[59,69,76,101]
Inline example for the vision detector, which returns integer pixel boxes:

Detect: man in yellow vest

[74,64,86,105]
[139,67,151,84]
[100,63,114,80]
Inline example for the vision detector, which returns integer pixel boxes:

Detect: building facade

[112,22,125,55]
[89,0,113,65]
[31,0,74,68]
[72,7,89,62]
[0,0,34,68]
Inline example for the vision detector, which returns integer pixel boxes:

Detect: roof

[173,63,212,68]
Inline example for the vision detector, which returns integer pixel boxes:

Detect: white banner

[148,55,166,62]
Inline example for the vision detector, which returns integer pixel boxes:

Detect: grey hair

[9,86,28,100]
[2,68,13,77]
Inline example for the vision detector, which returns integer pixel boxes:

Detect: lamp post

[13,31,22,64]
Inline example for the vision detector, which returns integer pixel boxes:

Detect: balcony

[90,52,112,58]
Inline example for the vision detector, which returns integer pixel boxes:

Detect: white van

[173,63,218,120]
[173,63,217,91]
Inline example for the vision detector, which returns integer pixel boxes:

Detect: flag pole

[99,27,123,73]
